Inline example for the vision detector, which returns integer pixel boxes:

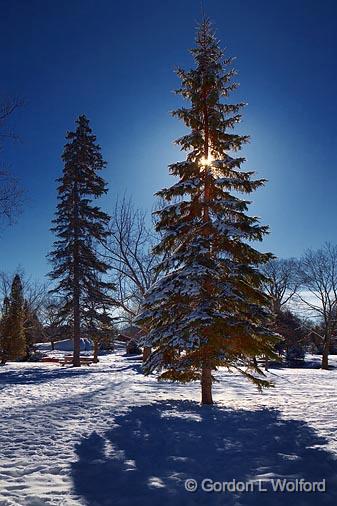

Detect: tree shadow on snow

[0,365,116,388]
[71,401,337,506]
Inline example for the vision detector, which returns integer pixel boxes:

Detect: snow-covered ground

[1,349,337,505]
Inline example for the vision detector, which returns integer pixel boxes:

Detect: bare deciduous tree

[0,170,23,225]
[0,97,24,224]
[262,258,301,314]
[40,296,66,349]
[102,197,160,323]
[297,243,337,369]
[0,98,23,146]
[0,270,48,317]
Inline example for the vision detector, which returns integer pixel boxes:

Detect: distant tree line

[262,243,337,369]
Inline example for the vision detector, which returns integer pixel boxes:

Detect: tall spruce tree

[0,274,25,364]
[49,115,114,366]
[137,20,278,404]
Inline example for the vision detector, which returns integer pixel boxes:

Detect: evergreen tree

[48,115,115,366]
[0,274,25,364]
[137,20,278,404]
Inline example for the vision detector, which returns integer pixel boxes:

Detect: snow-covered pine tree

[48,115,115,367]
[137,20,278,404]
[0,274,25,364]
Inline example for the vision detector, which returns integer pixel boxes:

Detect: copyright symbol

[185,479,197,492]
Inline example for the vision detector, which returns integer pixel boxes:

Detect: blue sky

[0,0,336,282]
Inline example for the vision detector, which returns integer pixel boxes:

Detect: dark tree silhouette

[0,274,25,364]
[49,115,115,366]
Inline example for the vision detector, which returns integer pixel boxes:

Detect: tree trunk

[199,84,213,407]
[93,340,99,363]
[143,346,151,362]
[73,292,81,367]
[72,249,81,367]
[264,355,269,371]
[201,365,213,405]
[72,181,81,367]
[322,338,330,370]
